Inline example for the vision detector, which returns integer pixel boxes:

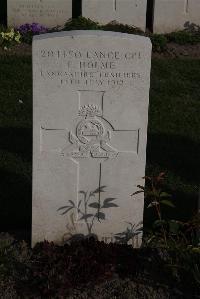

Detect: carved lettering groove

[12,3,68,18]
[39,49,142,88]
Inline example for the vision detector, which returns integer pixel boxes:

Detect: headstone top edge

[33,30,151,46]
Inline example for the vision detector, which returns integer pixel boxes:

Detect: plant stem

[155,202,167,247]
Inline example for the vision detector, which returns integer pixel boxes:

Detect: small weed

[167,30,200,45]
[64,17,100,31]
[0,27,21,50]
[102,21,143,35]
[132,172,175,247]
[17,23,48,44]
[150,34,168,52]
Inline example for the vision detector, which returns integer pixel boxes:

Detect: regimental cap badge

[78,104,102,117]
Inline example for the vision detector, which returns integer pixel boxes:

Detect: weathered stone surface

[82,0,147,31]
[32,31,151,246]
[153,0,200,33]
[7,0,72,28]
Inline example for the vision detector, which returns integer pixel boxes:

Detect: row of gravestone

[2,0,200,33]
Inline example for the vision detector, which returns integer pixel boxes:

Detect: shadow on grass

[146,132,199,223]
[147,132,199,186]
[0,168,31,243]
[0,127,32,159]
[0,128,32,243]
[143,188,198,233]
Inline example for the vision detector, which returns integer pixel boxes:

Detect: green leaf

[160,199,175,208]
[169,220,181,234]
[95,212,105,220]
[80,214,93,220]
[160,192,171,198]
[146,190,160,198]
[153,219,166,228]
[102,202,118,208]
[88,202,100,209]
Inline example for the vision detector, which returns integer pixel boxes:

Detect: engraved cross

[41,90,139,222]
[113,0,117,11]
[184,0,189,13]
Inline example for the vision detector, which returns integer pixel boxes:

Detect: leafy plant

[166,30,200,45]
[114,222,143,244]
[179,212,200,246]
[164,247,200,289]
[64,17,100,31]
[132,172,200,249]
[102,21,143,35]
[132,172,174,247]
[63,17,143,34]
[0,27,21,50]
[17,23,48,44]
[58,186,119,235]
[150,34,168,52]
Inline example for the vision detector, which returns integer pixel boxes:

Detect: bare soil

[0,43,31,56]
[154,42,200,59]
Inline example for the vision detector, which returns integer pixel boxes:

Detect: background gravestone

[32,30,151,246]
[82,0,147,31]
[153,0,200,33]
[0,0,7,26]
[7,0,72,28]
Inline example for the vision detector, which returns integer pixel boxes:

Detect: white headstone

[153,0,200,33]
[7,0,72,28]
[82,0,147,31]
[32,31,151,247]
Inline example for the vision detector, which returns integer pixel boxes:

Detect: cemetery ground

[0,22,200,297]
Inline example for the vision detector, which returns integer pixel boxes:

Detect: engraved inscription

[39,49,142,88]
[12,2,68,19]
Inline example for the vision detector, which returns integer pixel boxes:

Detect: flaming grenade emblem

[69,104,118,159]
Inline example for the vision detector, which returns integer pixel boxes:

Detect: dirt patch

[153,42,200,59]
[0,43,31,56]
[1,235,199,298]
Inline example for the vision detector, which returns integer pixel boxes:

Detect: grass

[0,54,199,237]
[146,59,200,224]
[0,55,32,235]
